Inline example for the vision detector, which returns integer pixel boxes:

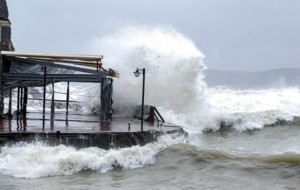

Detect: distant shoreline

[204,68,300,89]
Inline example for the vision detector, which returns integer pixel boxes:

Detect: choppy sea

[1,26,299,189]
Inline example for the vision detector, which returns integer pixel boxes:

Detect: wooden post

[20,87,23,113]
[17,87,20,113]
[22,87,28,117]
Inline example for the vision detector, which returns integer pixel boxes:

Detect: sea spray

[90,26,207,117]
[89,26,300,133]
[10,25,300,133]
[205,87,300,131]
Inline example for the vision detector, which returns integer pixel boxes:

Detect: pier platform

[0,111,185,149]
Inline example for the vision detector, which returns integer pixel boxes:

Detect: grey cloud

[7,0,300,71]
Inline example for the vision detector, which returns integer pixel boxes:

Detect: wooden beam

[1,51,103,62]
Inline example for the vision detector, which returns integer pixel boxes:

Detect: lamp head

[133,68,141,77]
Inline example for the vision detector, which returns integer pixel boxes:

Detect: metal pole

[100,78,103,121]
[42,66,47,129]
[66,81,69,120]
[141,68,145,131]
[50,79,55,121]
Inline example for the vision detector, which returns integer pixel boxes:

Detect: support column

[22,87,28,117]
[17,87,20,113]
[7,88,12,117]
[0,27,3,117]
[20,87,23,114]
[42,66,47,129]
[100,77,113,121]
[50,79,55,129]
[100,79,103,121]
[50,79,55,122]
[66,81,69,120]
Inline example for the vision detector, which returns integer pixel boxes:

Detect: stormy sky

[7,0,300,71]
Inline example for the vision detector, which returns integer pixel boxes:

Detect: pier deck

[0,112,184,149]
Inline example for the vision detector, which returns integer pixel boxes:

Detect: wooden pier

[0,51,185,149]
[0,112,184,149]
[0,4,185,149]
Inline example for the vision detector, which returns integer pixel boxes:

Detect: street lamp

[133,68,145,131]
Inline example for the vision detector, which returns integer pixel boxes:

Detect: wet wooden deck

[0,111,180,133]
[0,111,184,149]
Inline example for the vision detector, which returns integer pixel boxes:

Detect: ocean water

[0,26,300,189]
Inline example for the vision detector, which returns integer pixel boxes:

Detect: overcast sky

[7,0,300,71]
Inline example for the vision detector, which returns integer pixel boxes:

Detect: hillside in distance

[204,68,300,89]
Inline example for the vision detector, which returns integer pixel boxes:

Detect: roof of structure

[1,51,118,89]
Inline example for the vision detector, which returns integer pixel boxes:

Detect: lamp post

[133,68,145,131]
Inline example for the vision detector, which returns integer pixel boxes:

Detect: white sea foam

[204,87,300,131]
[0,136,185,178]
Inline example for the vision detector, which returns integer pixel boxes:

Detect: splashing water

[88,26,300,133]
[90,26,207,119]
[2,26,300,181]
[204,87,300,131]
[0,136,185,178]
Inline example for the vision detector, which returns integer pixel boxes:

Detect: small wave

[261,152,300,165]
[162,144,300,165]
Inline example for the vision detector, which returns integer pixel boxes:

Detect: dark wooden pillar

[17,87,20,113]
[22,87,28,117]
[7,88,12,117]
[20,87,23,113]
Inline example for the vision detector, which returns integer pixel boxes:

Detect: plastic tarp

[10,59,72,75]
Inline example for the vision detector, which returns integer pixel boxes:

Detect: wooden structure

[0,51,115,125]
[0,0,185,149]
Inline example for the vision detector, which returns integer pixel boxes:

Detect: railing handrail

[153,107,165,123]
